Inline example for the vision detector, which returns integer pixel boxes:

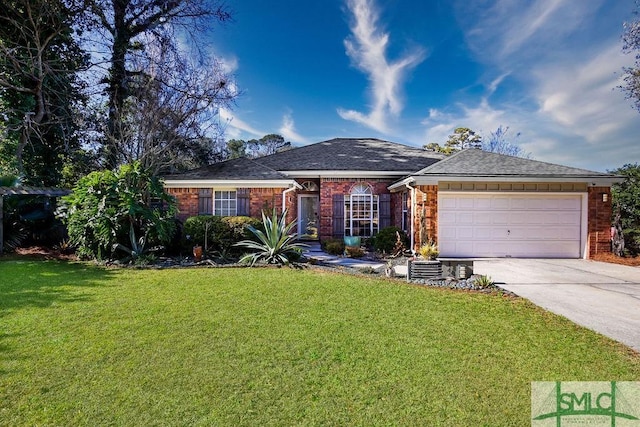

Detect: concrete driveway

[474,259,640,352]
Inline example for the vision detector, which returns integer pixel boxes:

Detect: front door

[298,195,319,239]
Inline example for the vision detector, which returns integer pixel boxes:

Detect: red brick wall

[166,188,199,221]
[249,188,286,217]
[413,185,438,252]
[587,186,612,258]
[166,187,288,222]
[318,178,394,241]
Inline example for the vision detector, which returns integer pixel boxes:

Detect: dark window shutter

[332,194,344,238]
[379,193,391,229]
[237,188,250,216]
[198,189,212,215]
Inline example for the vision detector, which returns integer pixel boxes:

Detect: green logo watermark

[532,382,640,426]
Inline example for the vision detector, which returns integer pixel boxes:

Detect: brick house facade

[163,138,619,259]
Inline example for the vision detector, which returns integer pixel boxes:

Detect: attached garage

[438,193,585,258]
[388,149,620,259]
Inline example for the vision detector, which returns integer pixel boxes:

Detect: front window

[214,190,237,216]
[345,184,379,237]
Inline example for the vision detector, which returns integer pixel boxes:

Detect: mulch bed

[591,252,640,267]
[10,246,77,261]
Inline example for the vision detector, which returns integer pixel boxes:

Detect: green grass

[1,260,638,426]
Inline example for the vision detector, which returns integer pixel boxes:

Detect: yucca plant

[474,275,494,289]
[235,209,307,266]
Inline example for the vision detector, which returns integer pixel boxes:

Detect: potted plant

[193,245,203,262]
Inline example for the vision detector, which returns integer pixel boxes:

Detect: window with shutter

[214,190,237,216]
[344,184,379,237]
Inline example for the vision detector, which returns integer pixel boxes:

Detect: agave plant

[112,223,148,263]
[235,209,307,266]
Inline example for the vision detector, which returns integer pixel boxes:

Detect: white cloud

[425,0,640,171]
[219,108,264,139]
[338,0,426,133]
[421,99,509,146]
[279,112,311,144]
[534,44,635,142]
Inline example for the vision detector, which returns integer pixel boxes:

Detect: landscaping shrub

[59,162,176,260]
[345,246,365,258]
[372,226,408,253]
[322,238,345,255]
[183,215,261,257]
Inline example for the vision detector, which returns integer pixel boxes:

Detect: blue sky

[211,0,640,172]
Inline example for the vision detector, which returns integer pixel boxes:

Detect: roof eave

[163,179,300,189]
[410,174,622,186]
[279,170,417,178]
[388,177,416,192]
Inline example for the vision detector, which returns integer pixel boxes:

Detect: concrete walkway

[303,242,387,272]
[474,259,640,352]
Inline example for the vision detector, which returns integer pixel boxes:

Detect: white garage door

[438,193,583,258]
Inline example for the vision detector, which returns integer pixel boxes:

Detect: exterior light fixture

[601,193,608,202]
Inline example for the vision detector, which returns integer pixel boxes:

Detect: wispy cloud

[461,0,601,67]
[219,108,264,139]
[420,0,640,171]
[279,112,311,144]
[421,99,509,146]
[337,0,426,133]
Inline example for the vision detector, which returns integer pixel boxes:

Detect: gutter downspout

[282,184,299,213]
[405,182,416,255]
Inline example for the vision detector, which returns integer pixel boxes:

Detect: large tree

[424,127,482,155]
[83,0,232,169]
[224,134,292,160]
[0,0,87,185]
[621,5,640,111]
[247,134,291,158]
[114,44,235,174]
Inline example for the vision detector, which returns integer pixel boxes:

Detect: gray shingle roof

[163,157,289,180]
[414,149,612,178]
[255,138,444,172]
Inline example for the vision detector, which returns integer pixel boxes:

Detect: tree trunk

[612,211,625,257]
[105,0,130,169]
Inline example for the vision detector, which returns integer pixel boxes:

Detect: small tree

[482,126,531,158]
[610,163,640,256]
[60,162,176,260]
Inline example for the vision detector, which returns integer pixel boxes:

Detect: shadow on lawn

[0,259,115,314]
[0,259,116,375]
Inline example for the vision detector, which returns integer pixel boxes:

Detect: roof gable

[414,149,612,178]
[255,138,444,172]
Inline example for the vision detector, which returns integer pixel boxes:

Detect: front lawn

[1,261,638,425]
